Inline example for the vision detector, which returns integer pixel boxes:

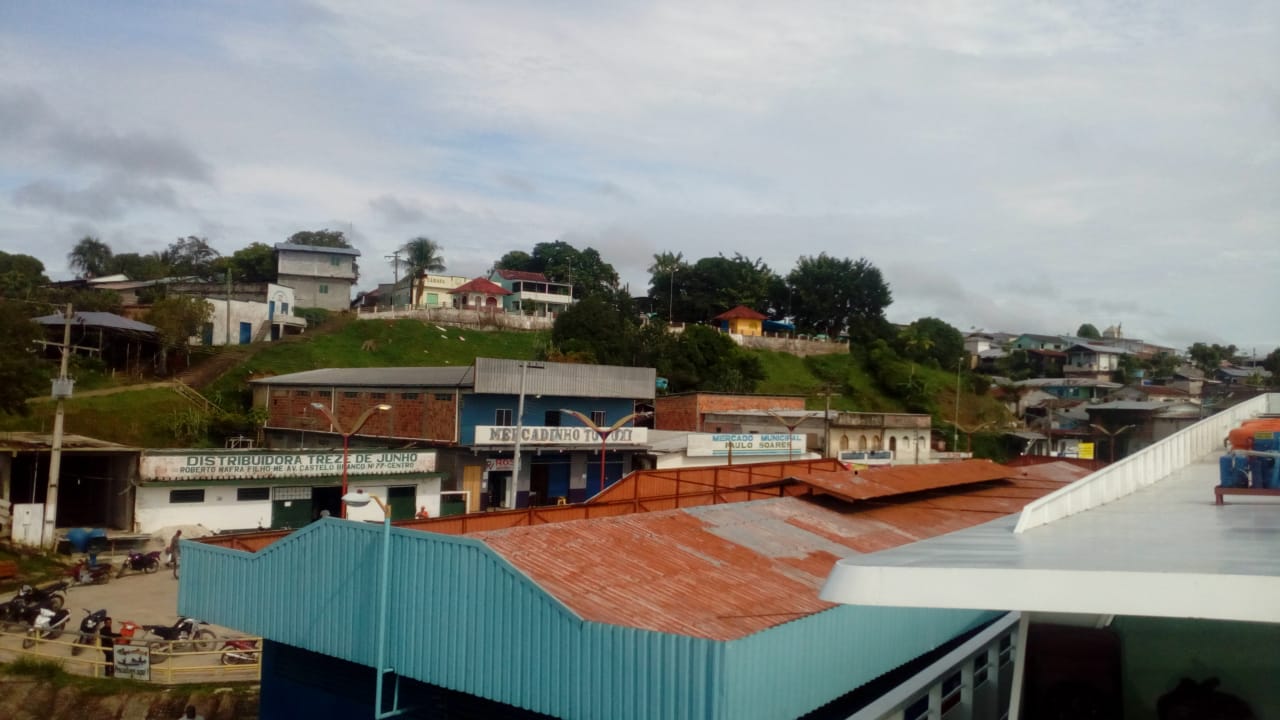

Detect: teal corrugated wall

[180,521,992,720]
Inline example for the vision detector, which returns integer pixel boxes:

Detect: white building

[136,449,443,533]
[194,282,306,345]
[275,242,360,311]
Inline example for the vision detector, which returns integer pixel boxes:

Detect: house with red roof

[488,268,573,317]
[713,305,768,336]
[449,277,510,311]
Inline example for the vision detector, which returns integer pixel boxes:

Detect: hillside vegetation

[1,318,1008,450]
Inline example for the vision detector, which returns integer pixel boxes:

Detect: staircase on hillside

[171,380,221,415]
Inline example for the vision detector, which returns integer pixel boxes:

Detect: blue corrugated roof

[31,311,157,333]
[181,520,995,719]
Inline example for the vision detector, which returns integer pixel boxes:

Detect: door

[462,466,483,513]
[238,322,252,344]
[387,486,416,521]
[529,464,550,506]
[268,300,275,320]
[201,323,214,346]
[271,487,313,529]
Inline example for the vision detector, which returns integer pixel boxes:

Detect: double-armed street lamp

[560,409,651,497]
[1090,423,1135,464]
[312,403,392,517]
[765,409,812,462]
[341,490,414,719]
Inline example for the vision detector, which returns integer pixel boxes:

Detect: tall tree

[0,300,46,415]
[496,241,620,299]
[163,236,220,278]
[897,317,965,369]
[400,237,446,305]
[0,251,49,298]
[550,293,638,365]
[787,254,892,341]
[682,254,778,322]
[1263,348,1280,387]
[108,252,170,281]
[662,325,764,393]
[646,251,688,322]
[212,243,277,283]
[68,236,114,278]
[288,229,352,248]
[1076,323,1102,340]
[145,295,212,375]
[1187,342,1238,374]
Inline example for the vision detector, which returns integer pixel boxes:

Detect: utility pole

[44,304,74,548]
[385,249,402,307]
[225,267,232,345]
[953,357,962,451]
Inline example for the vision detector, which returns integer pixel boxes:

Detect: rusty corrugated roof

[0,432,138,451]
[474,466,1073,641]
[784,459,1011,501]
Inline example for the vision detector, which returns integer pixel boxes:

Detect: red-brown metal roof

[712,305,768,321]
[494,269,549,282]
[782,459,1011,501]
[474,467,1076,640]
[450,277,512,295]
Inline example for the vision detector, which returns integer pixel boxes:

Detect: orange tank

[1228,419,1280,449]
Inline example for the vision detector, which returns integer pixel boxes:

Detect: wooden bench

[0,560,19,582]
[1215,487,1280,505]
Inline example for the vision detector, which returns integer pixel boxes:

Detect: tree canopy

[497,241,619,299]
[787,254,892,341]
[897,317,965,369]
[212,242,277,283]
[0,299,47,415]
[0,251,49,297]
[162,236,220,278]
[1076,323,1102,339]
[1187,342,1238,374]
[145,295,212,375]
[68,236,114,278]
[287,229,352,248]
[678,254,777,322]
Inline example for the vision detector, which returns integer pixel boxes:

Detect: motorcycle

[0,596,37,631]
[22,605,71,648]
[115,550,162,578]
[140,617,216,664]
[219,637,260,665]
[71,608,108,656]
[13,581,68,610]
[68,559,113,586]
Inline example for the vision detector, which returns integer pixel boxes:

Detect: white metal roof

[821,393,1280,624]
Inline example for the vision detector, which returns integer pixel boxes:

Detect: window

[272,389,288,397]
[295,390,310,397]
[315,390,332,399]
[591,410,606,425]
[281,302,289,315]
[169,489,205,504]
[544,410,560,426]
[941,670,963,714]
[401,393,419,400]
[434,393,451,401]
[343,391,360,398]
[319,284,330,294]
[998,635,1014,667]
[426,293,438,305]
[237,487,270,502]
[904,695,929,720]
[495,408,513,426]
[330,256,341,266]
[974,651,990,688]
[370,392,387,400]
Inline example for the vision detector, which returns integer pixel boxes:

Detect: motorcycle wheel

[192,628,218,652]
[144,557,159,573]
[48,593,66,610]
[96,573,110,585]
[147,640,170,664]
[71,637,86,656]
[116,566,126,579]
[21,631,40,649]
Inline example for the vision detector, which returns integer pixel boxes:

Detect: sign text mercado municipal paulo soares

[140,450,436,481]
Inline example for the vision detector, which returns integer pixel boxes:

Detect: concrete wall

[735,334,848,357]
[277,249,357,281]
[354,305,555,331]
[279,274,353,311]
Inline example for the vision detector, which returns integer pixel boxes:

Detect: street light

[668,267,676,324]
[1090,423,1135,464]
[342,490,412,719]
[312,402,392,518]
[954,421,995,454]
[561,409,651,497]
[765,409,811,462]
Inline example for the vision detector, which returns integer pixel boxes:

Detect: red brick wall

[266,385,456,442]
[655,394,806,431]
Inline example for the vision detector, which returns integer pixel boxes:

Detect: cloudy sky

[2,1,1277,352]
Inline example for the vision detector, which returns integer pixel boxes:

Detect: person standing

[167,529,183,579]
[99,617,121,677]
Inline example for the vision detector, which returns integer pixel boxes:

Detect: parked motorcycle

[68,559,112,586]
[13,581,68,610]
[0,596,36,631]
[71,608,108,656]
[22,605,71,648]
[219,637,260,665]
[140,617,216,664]
[115,550,161,578]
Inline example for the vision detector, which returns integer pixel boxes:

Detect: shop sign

[688,433,805,457]
[114,644,150,681]
[141,450,436,481]
[475,426,648,446]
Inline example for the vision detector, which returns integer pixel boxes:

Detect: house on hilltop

[487,269,573,317]
[712,305,767,336]
[275,242,359,311]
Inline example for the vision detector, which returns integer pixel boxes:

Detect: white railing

[1015,393,1277,533]
[846,612,1021,720]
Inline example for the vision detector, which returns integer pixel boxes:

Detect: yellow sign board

[1078,442,1095,460]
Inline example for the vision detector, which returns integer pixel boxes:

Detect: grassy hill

[1,317,1009,450]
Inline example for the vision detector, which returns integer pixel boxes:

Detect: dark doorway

[312,486,341,519]
[387,486,415,521]
[486,472,509,510]
[529,464,550,506]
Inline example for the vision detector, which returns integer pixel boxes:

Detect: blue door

[268,300,275,320]
[239,322,252,344]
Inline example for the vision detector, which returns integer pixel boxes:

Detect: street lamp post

[668,267,676,324]
[765,409,811,462]
[510,362,545,509]
[561,409,651,497]
[1090,423,1135,464]
[342,490,414,719]
[954,421,995,454]
[312,403,392,518]
[952,357,963,451]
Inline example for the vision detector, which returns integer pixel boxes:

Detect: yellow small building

[713,305,768,337]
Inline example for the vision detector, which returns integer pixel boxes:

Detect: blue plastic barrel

[1219,455,1249,488]
[1251,456,1280,490]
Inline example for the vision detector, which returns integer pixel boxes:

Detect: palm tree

[648,251,684,322]
[400,236,446,306]
[67,236,114,279]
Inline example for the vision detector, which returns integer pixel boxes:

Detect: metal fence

[0,624,261,684]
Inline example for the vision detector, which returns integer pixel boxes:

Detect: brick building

[655,392,806,432]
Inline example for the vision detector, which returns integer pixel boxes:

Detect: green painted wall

[1113,615,1280,718]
